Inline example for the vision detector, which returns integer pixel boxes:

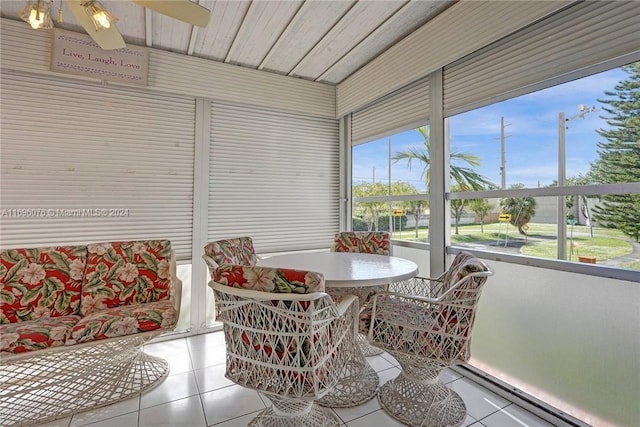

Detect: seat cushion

[0,315,81,354]
[81,240,172,316]
[1,246,87,323]
[68,300,177,345]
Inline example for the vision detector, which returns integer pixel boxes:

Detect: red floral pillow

[81,240,172,315]
[0,246,86,323]
[213,265,324,294]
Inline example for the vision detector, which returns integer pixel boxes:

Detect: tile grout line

[37,333,556,427]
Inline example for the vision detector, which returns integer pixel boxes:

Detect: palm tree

[499,183,537,235]
[393,126,495,191]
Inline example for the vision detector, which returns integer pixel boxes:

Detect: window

[447,63,640,271]
[352,128,429,242]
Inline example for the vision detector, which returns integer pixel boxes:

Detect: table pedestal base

[317,357,378,408]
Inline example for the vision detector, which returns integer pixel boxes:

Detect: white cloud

[525,69,625,102]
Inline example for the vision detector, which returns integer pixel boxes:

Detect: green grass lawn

[520,236,632,260]
[391,222,636,263]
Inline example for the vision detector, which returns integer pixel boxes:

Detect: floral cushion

[81,240,172,316]
[68,300,177,345]
[332,232,391,255]
[0,315,81,354]
[204,237,258,267]
[212,265,324,294]
[0,246,87,323]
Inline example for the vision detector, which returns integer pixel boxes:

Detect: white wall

[391,244,430,277]
[472,261,639,427]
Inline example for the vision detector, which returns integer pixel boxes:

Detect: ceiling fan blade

[132,0,211,28]
[65,0,126,50]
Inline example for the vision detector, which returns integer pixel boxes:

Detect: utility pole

[500,117,511,189]
[557,105,598,260]
[558,111,567,260]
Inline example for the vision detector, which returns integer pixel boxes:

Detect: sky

[352,66,629,192]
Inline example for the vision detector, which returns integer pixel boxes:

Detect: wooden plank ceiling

[0,0,455,85]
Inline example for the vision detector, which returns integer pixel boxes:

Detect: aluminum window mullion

[448,183,640,200]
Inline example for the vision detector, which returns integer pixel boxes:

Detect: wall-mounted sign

[50,29,148,86]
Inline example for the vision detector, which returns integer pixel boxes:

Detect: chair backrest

[439,251,477,292]
[81,240,173,315]
[431,253,492,362]
[331,231,391,255]
[210,265,350,399]
[0,245,87,322]
[204,237,258,267]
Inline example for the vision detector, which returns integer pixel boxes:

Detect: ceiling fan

[20,0,211,50]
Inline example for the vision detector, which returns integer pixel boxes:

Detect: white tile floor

[33,331,556,427]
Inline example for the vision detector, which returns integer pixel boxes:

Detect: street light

[557,105,598,260]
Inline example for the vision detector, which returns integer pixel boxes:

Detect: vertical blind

[351,76,429,145]
[443,1,640,117]
[208,102,340,254]
[0,73,196,260]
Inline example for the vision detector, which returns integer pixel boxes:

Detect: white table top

[257,252,418,288]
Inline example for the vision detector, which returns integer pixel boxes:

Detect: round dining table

[257,251,419,407]
[257,252,419,288]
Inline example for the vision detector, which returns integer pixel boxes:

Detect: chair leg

[250,394,341,427]
[377,361,466,427]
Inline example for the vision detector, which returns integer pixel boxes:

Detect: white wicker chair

[210,265,359,427]
[360,252,494,427]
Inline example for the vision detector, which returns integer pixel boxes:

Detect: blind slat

[443,1,640,116]
[208,102,340,254]
[351,76,429,145]
[0,72,195,260]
